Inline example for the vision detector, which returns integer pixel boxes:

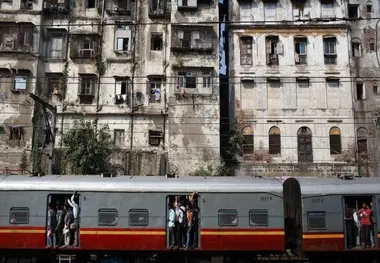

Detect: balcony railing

[0,26,36,54]
[43,0,69,13]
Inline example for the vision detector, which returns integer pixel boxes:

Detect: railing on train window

[98,208,118,226]
[249,209,268,227]
[9,207,29,224]
[307,211,326,230]
[218,209,238,226]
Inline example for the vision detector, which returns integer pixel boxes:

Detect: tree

[62,118,113,175]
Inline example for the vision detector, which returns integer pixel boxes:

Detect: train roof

[295,177,380,195]
[0,175,284,193]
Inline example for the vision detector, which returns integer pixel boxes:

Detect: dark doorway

[283,178,303,254]
[343,196,376,249]
[297,127,313,162]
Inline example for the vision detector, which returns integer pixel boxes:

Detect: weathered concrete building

[36,0,220,175]
[227,0,358,177]
[347,0,380,177]
[0,0,42,172]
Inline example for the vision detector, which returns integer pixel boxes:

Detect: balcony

[148,0,170,18]
[105,0,134,19]
[43,0,69,14]
[171,26,214,52]
[69,34,99,60]
[0,23,37,54]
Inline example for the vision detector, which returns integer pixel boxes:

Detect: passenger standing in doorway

[174,199,184,248]
[55,203,64,246]
[63,204,73,247]
[191,200,199,248]
[370,202,376,248]
[46,202,57,248]
[344,204,355,248]
[180,202,187,247]
[185,204,193,249]
[68,191,81,247]
[359,202,373,248]
[168,203,176,248]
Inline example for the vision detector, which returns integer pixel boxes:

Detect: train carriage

[0,175,285,259]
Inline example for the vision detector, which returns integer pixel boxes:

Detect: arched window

[242,126,254,154]
[297,127,313,162]
[357,127,368,154]
[367,1,373,13]
[269,126,281,155]
[351,38,362,57]
[329,127,341,154]
[355,78,365,100]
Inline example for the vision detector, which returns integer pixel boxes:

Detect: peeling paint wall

[228,0,356,177]
[38,0,219,175]
[0,2,42,171]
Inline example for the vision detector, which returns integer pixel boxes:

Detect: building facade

[347,0,380,177]
[0,0,220,176]
[228,0,359,177]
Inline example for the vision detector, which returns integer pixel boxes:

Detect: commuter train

[0,174,379,263]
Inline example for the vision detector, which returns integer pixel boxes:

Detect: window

[269,126,281,155]
[295,37,307,65]
[71,35,97,58]
[9,126,24,141]
[326,78,339,88]
[147,78,161,103]
[297,77,309,88]
[149,130,161,146]
[240,37,252,65]
[172,27,213,51]
[367,1,372,13]
[369,38,375,52]
[203,73,212,88]
[264,3,276,21]
[348,4,358,19]
[151,33,163,51]
[114,129,125,146]
[323,37,337,64]
[178,0,197,9]
[242,126,254,154]
[9,207,29,224]
[321,1,334,18]
[351,38,361,57]
[218,209,238,226]
[115,78,130,105]
[307,212,326,230]
[373,85,378,94]
[78,75,96,104]
[14,76,27,91]
[129,209,149,226]
[98,209,118,226]
[266,36,280,65]
[86,0,96,8]
[356,82,365,100]
[329,127,341,154]
[239,2,252,22]
[297,127,313,163]
[249,209,268,226]
[46,73,63,95]
[114,25,132,52]
[21,0,33,10]
[357,127,368,154]
[178,72,197,89]
[293,4,304,20]
[149,0,166,17]
[47,31,66,58]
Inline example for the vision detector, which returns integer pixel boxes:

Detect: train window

[249,209,268,226]
[98,209,118,226]
[129,209,149,226]
[9,207,29,224]
[307,211,326,230]
[218,209,238,226]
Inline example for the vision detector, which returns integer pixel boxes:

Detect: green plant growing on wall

[58,62,69,100]
[224,123,244,163]
[94,55,105,76]
[62,117,113,175]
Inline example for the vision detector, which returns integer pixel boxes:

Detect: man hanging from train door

[46,202,57,248]
[359,202,373,248]
[67,191,81,247]
[344,204,355,248]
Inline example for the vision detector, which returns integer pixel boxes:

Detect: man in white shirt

[67,191,80,247]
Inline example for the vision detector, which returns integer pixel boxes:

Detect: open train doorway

[166,192,200,249]
[343,195,376,249]
[283,178,303,254]
[46,193,81,248]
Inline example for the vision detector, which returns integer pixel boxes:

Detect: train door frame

[165,194,201,249]
[46,193,81,247]
[342,195,376,249]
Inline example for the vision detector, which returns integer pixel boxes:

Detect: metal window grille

[9,207,29,224]
[129,209,149,226]
[218,209,238,226]
[98,209,118,226]
[307,211,326,230]
[249,209,268,226]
